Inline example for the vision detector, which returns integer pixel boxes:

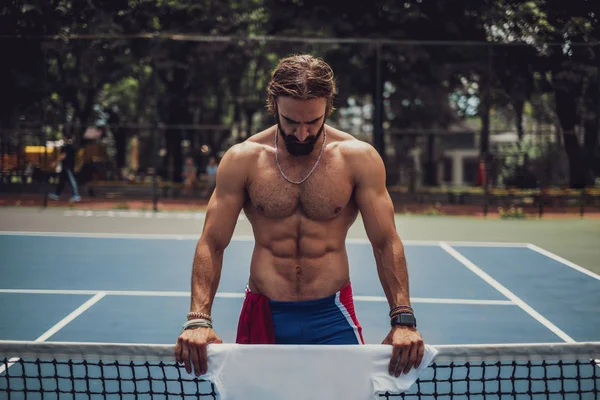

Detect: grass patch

[113,202,130,210]
[498,206,526,220]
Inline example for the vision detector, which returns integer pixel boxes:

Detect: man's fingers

[403,344,416,374]
[176,329,220,376]
[190,345,201,377]
[180,342,191,375]
[395,344,411,377]
[200,342,208,375]
[388,345,401,375]
[174,340,182,364]
[415,341,425,369]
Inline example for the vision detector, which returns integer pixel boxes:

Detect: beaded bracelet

[187,312,213,322]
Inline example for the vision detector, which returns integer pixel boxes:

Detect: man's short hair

[266,54,337,116]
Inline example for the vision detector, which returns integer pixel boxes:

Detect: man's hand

[382,326,425,376]
[175,327,222,376]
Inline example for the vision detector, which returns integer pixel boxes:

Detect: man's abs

[248,246,351,302]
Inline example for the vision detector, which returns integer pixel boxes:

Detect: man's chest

[246,158,354,220]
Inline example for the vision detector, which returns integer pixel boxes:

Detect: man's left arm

[349,142,425,376]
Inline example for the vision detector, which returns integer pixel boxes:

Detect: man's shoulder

[225,131,271,156]
[329,128,380,161]
[246,128,277,147]
[327,128,384,181]
[220,129,273,167]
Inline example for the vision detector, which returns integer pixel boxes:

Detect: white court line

[0,231,529,248]
[35,293,106,342]
[0,231,200,240]
[439,242,576,343]
[443,241,529,248]
[0,288,514,305]
[0,292,106,374]
[62,210,248,220]
[527,243,600,282]
[355,296,513,305]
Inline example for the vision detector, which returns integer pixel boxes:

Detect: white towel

[195,344,438,400]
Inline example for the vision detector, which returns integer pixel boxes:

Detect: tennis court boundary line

[0,289,514,306]
[0,293,105,375]
[439,242,576,344]
[526,243,600,281]
[0,231,530,247]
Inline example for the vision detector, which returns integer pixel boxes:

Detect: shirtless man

[175,54,425,378]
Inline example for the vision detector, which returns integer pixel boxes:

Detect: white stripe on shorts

[334,292,362,344]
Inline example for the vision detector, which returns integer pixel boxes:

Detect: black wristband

[390,313,417,328]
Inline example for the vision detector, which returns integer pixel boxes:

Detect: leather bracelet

[389,305,413,318]
[182,318,213,330]
[390,308,415,318]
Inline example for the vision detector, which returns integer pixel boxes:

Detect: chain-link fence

[1,35,599,215]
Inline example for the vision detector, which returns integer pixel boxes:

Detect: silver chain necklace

[275,125,327,185]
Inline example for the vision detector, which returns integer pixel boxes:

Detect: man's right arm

[175,144,248,376]
[190,144,247,315]
[191,145,247,316]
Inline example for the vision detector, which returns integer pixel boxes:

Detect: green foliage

[421,206,445,217]
[498,138,567,187]
[1,0,598,187]
[498,206,526,220]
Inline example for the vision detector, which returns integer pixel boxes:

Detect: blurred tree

[2,0,598,188]
[150,0,269,182]
[0,1,52,131]
[533,0,599,187]
[483,0,599,188]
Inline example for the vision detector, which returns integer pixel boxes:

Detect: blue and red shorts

[236,282,364,345]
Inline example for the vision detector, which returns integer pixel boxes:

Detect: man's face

[276,97,327,156]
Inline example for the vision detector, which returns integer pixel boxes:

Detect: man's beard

[277,120,325,157]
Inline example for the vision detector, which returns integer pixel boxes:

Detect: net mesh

[2,341,599,399]
[2,358,217,399]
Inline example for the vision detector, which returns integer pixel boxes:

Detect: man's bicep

[357,184,397,247]
[201,149,247,250]
[354,150,397,247]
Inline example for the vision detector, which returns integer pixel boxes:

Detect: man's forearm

[190,239,224,315]
[373,237,411,309]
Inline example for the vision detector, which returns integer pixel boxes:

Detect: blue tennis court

[1,231,599,347]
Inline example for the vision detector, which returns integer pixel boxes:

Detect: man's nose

[295,124,310,141]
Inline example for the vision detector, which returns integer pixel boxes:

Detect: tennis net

[1,341,599,399]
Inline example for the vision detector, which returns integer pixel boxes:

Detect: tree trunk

[165,127,183,182]
[583,118,598,185]
[423,134,436,186]
[479,88,491,156]
[554,86,586,188]
[163,69,189,183]
[113,127,128,172]
[514,97,525,142]
[107,111,126,172]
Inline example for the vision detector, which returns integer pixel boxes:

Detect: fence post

[482,45,493,218]
[580,188,585,219]
[538,188,544,218]
[152,36,160,212]
[373,41,384,158]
